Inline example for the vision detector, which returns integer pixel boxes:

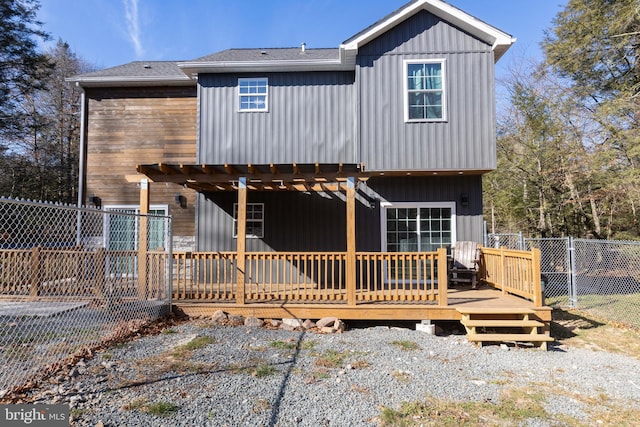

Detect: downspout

[76,83,87,208]
[76,84,87,246]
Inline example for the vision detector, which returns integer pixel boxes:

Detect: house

[68,0,551,339]
[70,0,514,256]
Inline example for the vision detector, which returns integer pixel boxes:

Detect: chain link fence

[488,233,640,329]
[0,197,172,393]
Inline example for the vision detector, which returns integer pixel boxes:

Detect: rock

[333,319,346,333]
[280,323,296,331]
[211,310,228,323]
[316,317,338,328]
[282,318,304,328]
[320,326,334,334]
[302,319,315,329]
[244,316,263,327]
[228,315,245,325]
[268,319,282,327]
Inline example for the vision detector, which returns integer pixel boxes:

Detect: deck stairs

[457,307,554,350]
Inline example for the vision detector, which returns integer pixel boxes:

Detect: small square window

[238,78,268,112]
[233,203,264,238]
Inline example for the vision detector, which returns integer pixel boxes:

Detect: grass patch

[253,363,276,378]
[552,309,640,358]
[162,328,178,334]
[392,370,411,383]
[123,398,179,417]
[269,340,297,350]
[314,349,350,368]
[390,340,420,351]
[378,383,640,426]
[170,335,215,359]
[379,388,546,426]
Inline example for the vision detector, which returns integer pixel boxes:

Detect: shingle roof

[67,61,194,87]
[194,48,339,62]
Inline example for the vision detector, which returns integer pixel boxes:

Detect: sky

[38,0,566,79]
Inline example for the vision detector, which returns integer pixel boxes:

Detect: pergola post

[236,177,247,304]
[346,177,356,306]
[138,179,149,299]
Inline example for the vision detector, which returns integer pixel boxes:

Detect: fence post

[30,246,41,299]
[569,237,577,308]
[437,247,448,306]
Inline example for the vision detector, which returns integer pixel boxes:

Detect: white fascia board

[67,76,195,88]
[341,0,515,61]
[178,59,354,75]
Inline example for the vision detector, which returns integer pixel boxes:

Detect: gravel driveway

[15,317,640,426]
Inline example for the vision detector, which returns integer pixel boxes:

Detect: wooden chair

[449,241,480,288]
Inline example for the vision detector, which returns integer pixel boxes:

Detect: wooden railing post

[346,177,356,306]
[30,246,41,299]
[138,179,149,300]
[236,177,247,304]
[94,247,106,297]
[532,248,543,306]
[437,247,448,307]
[499,246,506,294]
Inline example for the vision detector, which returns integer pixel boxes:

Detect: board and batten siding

[197,175,482,252]
[357,10,497,172]
[197,72,355,164]
[85,86,197,243]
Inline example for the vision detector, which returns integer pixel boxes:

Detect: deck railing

[1,246,543,306]
[171,248,449,305]
[0,247,166,299]
[481,247,543,306]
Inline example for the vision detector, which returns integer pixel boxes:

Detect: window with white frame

[405,60,446,121]
[381,202,455,253]
[238,77,268,112]
[233,203,264,238]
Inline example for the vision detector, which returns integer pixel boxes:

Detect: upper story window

[238,77,268,112]
[405,60,446,122]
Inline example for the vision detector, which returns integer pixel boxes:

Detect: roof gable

[342,0,514,62]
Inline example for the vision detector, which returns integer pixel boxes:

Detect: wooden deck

[173,283,551,324]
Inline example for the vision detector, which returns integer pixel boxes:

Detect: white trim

[237,77,269,112]
[403,59,447,123]
[380,201,456,252]
[341,0,515,62]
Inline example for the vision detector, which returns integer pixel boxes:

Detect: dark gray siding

[357,10,497,171]
[197,175,483,251]
[198,72,355,164]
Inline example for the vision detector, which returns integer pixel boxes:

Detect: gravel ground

[15,317,640,426]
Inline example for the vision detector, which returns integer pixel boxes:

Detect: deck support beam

[236,177,247,304]
[346,177,356,306]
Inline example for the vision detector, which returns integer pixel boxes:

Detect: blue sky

[39,0,565,78]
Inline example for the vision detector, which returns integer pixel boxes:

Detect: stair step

[457,307,535,315]
[466,333,554,343]
[462,319,544,328]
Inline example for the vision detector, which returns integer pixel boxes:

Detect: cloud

[123,0,144,58]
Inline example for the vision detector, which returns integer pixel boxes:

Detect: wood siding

[357,10,497,172]
[84,86,197,242]
[197,72,355,164]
